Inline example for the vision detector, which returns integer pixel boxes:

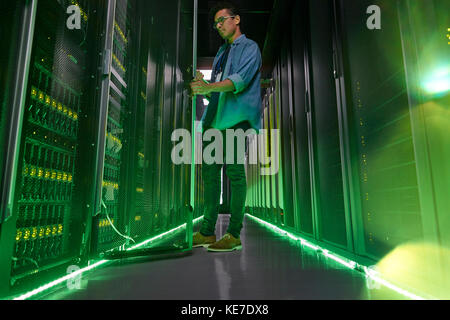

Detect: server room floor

[40,215,406,300]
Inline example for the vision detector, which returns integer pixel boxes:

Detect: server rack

[334,0,431,259]
[278,28,296,230]
[269,75,283,226]
[246,0,449,277]
[89,0,139,254]
[89,0,196,254]
[131,0,195,246]
[0,0,104,295]
[289,0,313,236]
[0,0,196,298]
[306,0,352,251]
[396,0,450,249]
[173,0,194,227]
[125,2,148,242]
[0,0,38,296]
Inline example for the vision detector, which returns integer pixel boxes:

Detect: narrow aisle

[42,215,406,300]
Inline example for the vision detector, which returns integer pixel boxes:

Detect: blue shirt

[202,34,262,132]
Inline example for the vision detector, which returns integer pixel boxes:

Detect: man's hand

[189,70,211,97]
[194,70,205,81]
[190,79,211,96]
[189,70,235,97]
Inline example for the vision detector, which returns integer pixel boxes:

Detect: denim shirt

[202,34,262,132]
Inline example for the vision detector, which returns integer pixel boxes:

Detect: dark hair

[210,1,241,26]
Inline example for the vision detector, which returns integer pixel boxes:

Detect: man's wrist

[206,83,214,95]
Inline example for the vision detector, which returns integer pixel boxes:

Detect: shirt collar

[231,34,246,46]
[221,34,246,50]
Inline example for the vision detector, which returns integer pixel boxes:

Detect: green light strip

[12,216,204,300]
[12,260,108,300]
[245,213,427,300]
[127,215,204,251]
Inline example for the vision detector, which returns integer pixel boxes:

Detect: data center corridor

[37,214,405,300]
[0,0,449,302]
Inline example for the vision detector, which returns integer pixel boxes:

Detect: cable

[101,199,135,244]
[78,1,89,47]
[12,257,39,270]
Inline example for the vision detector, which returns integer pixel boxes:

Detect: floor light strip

[245,213,427,300]
[128,215,204,250]
[12,260,108,300]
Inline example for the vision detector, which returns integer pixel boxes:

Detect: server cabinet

[90,0,141,254]
[396,0,450,296]
[0,0,103,296]
[139,0,195,245]
[276,37,296,229]
[262,102,271,222]
[305,0,352,250]
[91,0,195,253]
[255,70,283,226]
[268,88,281,224]
[0,0,38,296]
[289,0,313,236]
[0,1,35,225]
[396,0,450,247]
[335,0,427,259]
[125,5,149,241]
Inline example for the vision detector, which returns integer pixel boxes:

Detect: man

[190,1,262,252]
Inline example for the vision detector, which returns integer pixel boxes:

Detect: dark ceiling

[196,0,275,68]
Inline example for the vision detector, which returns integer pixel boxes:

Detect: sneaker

[193,232,216,248]
[207,233,242,252]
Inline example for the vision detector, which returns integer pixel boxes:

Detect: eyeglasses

[213,16,235,30]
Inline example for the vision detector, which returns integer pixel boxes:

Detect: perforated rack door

[0,0,102,293]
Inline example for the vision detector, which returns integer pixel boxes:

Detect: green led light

[13,260,108,300]
[245,213,428,300]
[246,214,326,256]
[11,216,204,300]
[300,240,319,251]
[128,215,204,251]
[322,249,357,269]
[366,272,425,300]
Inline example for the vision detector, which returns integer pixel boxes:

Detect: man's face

[214,9,239,40]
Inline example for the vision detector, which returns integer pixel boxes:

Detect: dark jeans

[199,122,250,239]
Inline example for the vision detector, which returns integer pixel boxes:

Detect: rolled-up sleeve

[226,42,261,95]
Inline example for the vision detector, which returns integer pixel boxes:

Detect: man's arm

[226,42,261,94]
[190,79,235,96]
[206,79,236,94]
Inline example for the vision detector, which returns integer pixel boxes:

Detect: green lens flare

[422,67,450,95]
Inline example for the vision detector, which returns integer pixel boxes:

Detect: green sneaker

[193,232,216,248]
[207,233,242,252]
